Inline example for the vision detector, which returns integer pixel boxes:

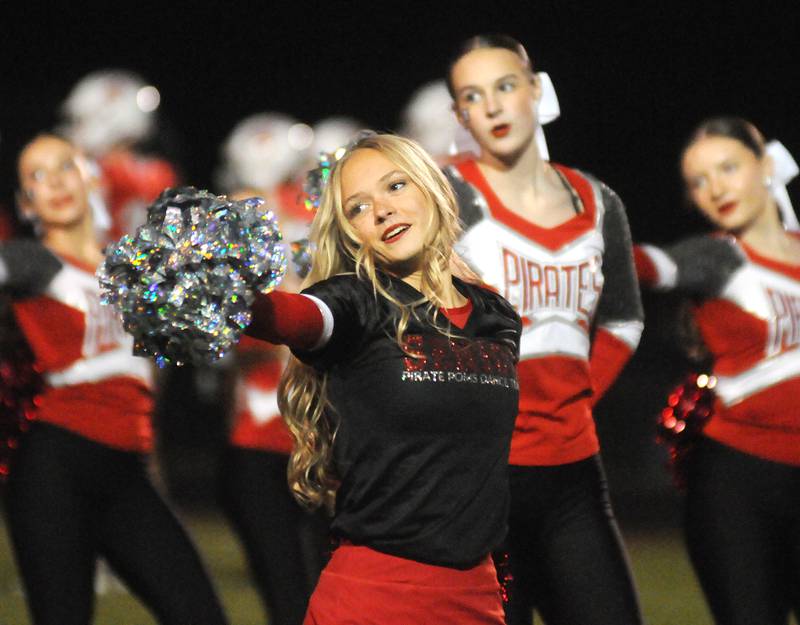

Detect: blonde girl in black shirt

[244,132,521,624]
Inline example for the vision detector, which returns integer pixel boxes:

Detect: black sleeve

[456,277,522,361]
[443,165,487,231]
[664,235,745,298]
[595,185,644,327]
[0,239,62,294]
[291,273,380,370]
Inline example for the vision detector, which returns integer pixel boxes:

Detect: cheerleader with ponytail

[444,34,645,625]
[1,134,228,625]
[635,117,800,625]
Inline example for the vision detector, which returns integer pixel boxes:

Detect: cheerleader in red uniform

[234,132,522,624]
[444,34,645,625]
[60,70,179,242]
[216,113,328,624]
[221,333,328,625]
[0,134,228,625]
[635,117,800,625]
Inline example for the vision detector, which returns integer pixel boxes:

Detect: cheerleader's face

[340,148,433,278]
[18,136,92,231]
[682,136,773,232]
[450,48,540,159]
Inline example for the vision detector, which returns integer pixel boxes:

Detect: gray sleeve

[0,240,63,293]
[596,185,645,330]
[663,235,745,298]
[443,165,487,231]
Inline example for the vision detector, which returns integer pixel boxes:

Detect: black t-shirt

[294,272,521,568]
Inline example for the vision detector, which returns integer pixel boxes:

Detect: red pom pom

[0,312,43,481]
[656,372,716,489]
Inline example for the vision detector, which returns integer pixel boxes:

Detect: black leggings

[3,422,228,625]
[685,437,800,625]
[218,447,329,625]
[502,455,643,625]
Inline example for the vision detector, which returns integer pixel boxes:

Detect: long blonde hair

[278,133,462,511]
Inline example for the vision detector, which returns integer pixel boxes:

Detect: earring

[764,176,773,188]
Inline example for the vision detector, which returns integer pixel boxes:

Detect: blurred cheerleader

[400,80,466,161]
[309,117,363,161]
[635,117,800,625]
[216,112,327,625]
[0,134,228,625]
[216,112,312,209]
[61,70,180,242]
[444,34,645,625]
[241,132,521,624]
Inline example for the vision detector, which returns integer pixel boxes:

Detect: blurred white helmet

[61,70,158,157]
[401,80,463,157]
[310,117,363,158]
[218,113,312,193]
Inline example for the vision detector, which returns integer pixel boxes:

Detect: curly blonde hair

[279,133,462,511]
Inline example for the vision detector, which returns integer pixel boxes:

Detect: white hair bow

[535,72,560,160]
[766,140,799,232]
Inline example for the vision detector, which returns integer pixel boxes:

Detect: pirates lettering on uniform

[501,247,603,323]
[766,287,800,356]
[83,290,129,357]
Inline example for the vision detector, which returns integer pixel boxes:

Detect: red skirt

[303,544,505,625]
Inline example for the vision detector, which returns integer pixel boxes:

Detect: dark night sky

[2,1,799,503]
[3,2,799,244]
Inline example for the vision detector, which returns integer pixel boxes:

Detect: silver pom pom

[98,187,286,367]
